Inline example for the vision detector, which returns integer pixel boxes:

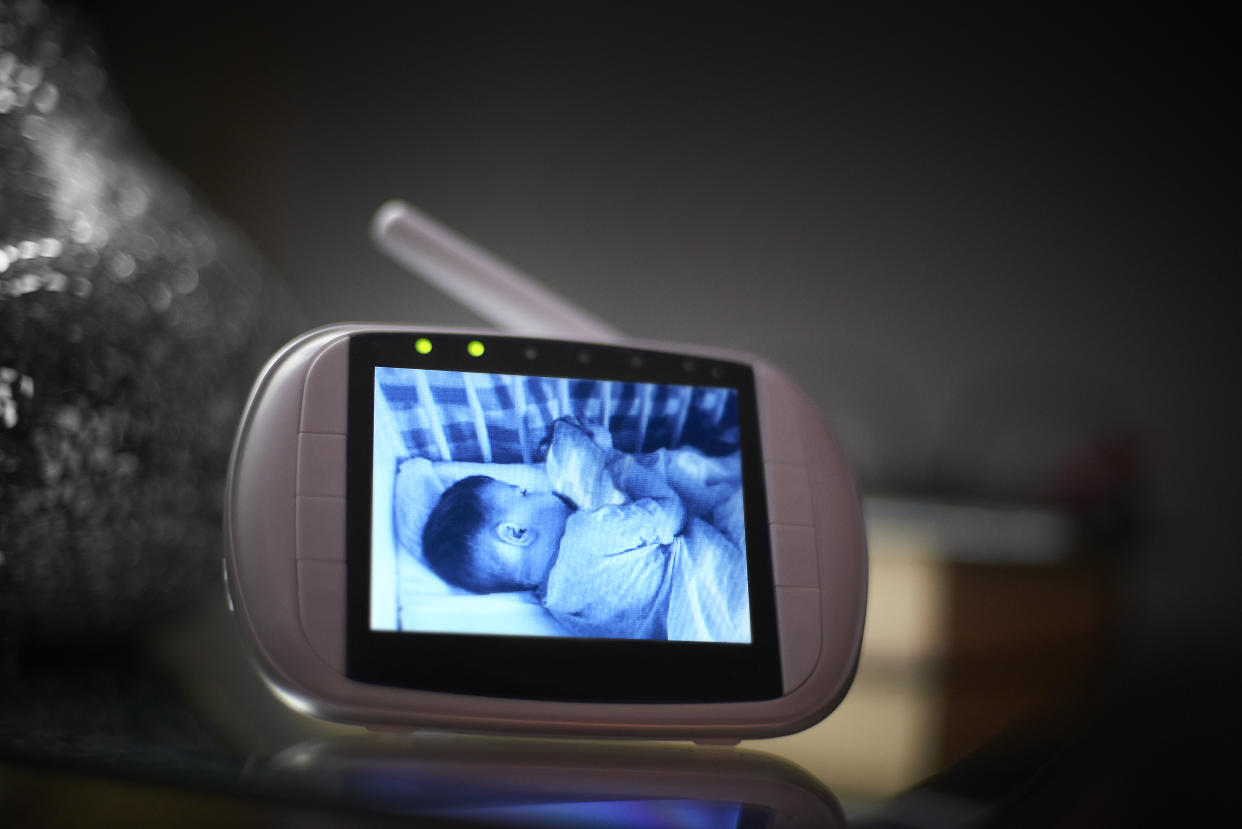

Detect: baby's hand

[553,416,613,449]
[546,419,626,510]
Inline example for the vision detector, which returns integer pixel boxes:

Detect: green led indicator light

[414,337,433,354]
[467,340,485,357]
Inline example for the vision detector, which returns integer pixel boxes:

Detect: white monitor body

[225,323,866,741]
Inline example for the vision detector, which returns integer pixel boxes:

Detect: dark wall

[79,2,1240,657]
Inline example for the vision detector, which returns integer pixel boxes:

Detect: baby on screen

[421,418,690,640]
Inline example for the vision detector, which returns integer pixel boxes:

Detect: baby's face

[475,480,571,588]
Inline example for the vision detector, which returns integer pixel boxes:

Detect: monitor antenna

[370,201,622,342]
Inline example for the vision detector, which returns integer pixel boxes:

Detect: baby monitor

[222,204,866,740]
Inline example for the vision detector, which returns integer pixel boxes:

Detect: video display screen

[368,367,752,644]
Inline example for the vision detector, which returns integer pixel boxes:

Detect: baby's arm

[605,451,686,541]
[544,418,627,510]
[571,497,683,551]
[571,417,613,450]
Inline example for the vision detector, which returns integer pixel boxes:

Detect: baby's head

[422,475,572,593]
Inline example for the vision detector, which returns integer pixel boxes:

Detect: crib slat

[636,382,654,453]
[713,387,729,425]
[413,369,453,461]
[670,385,693,447]
[511,375,531,463]
[558,377,570,421]
[462,372,492,463]
[602,381,613,432]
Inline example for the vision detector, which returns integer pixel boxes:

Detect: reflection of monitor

[426,799,752,829]
[226,325,866,739]
[258,736,847,829]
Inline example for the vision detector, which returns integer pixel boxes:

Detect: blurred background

[3,0,1239,823]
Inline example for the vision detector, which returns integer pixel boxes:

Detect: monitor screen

[344,333,781,703]
[369,367,751,644]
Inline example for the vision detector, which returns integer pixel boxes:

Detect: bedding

[389,448,749,641]
[539,420,750,642]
